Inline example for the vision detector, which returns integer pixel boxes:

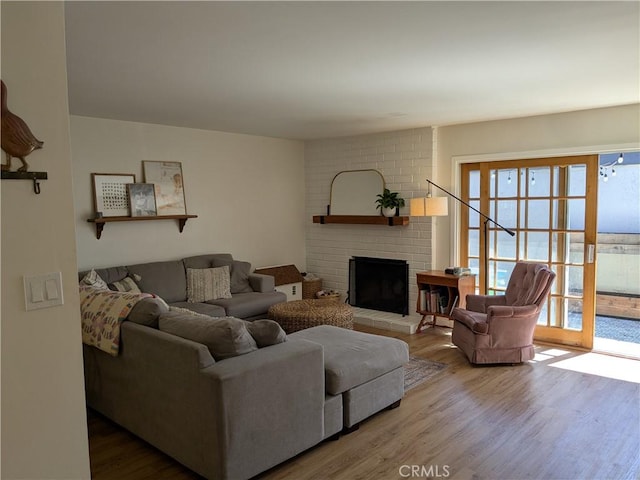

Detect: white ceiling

[64,1,640,140]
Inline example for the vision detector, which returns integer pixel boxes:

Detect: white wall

[71,116,306,272]
[435,104,640,268]
[305,128,437,323]
[1,3,91,478]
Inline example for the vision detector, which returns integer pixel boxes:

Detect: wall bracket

[1,170,48,194]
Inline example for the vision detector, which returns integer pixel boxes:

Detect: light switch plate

[24,272,64,311]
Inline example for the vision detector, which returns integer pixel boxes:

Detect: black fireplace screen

[348,257,408,315]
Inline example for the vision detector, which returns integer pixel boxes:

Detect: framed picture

[92,173,136,217]
[127,183,157,217]
[142,161,186,215]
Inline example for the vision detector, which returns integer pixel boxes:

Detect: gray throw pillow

[159,312,257,361]
[212,258,254,294]
[127,297,170,327]
[244,319,287,347]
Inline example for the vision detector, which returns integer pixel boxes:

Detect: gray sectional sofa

[80,253,287,319]
[81,254,409,480]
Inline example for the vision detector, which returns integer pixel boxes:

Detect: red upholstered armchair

[451,262,556,365]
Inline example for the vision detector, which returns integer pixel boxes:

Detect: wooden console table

[416,271,476,332]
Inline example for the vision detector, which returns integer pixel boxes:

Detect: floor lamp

[412,178,515,293]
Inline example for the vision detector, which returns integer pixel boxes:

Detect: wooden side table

[416,271,476,332]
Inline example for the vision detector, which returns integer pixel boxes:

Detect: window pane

[568,233,584,265]
[528,167,550,196]
[567,265,583,298]
[495,230,517,259]
[496,200,517,229]
[469,200,480,228]
[468,229,480,258]
[551,199,566,230]
[526,232,549,261]
[551,232,569,263]
[497,169,517,198]
[568,164,586,197]
[544,297,562,327]
[495,261,515,289]
[469,170,480,198]
[567,198,585,231]
[521,199,550,229]
[567,299,583,330]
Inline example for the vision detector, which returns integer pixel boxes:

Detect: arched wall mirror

[330,169,385,215]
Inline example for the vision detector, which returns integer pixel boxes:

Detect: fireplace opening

[348,257,408,315]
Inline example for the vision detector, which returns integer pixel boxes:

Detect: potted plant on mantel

[375,188,405,217]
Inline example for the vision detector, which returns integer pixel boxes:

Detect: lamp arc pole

[425,178,515,293]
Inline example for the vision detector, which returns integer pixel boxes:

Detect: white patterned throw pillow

[187,266,232,303]
[80,269,109,290]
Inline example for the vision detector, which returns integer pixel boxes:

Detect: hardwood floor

[87,326,640,480]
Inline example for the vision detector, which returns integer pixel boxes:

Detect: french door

[460,155,599,348]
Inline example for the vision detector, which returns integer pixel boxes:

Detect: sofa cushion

[169,301,226,317]
[207,291,286,319]
[183,253,234,270]
[127,297,170,327]
[159,311,258,361]
[244,319,287,347]
[128,260,187,303]
[290,325,409,395]
[187,266,232,302]
[452,308,489,334]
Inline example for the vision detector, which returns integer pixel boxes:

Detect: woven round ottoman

[268,299,354,333]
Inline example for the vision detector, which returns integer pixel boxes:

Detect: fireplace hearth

[348,257,408,315]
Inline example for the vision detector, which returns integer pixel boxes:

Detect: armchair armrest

[249,272,275,292]
[486,304,540,347]
[466,294,507,313]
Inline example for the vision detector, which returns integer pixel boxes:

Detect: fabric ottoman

[268,299,353,333]
[290,325,409,429]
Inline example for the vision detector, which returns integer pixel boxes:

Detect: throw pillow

[79,269,109,290]
[212,258,254,294]
[127,297,170,327]
[109,275,142,294]
[186,266,232,303]
[244,319,287,347]
[159,312,257,360]
[230,261,254,294]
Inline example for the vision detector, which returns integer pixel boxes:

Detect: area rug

[404,355,448,392]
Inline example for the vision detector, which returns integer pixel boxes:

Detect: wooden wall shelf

[313,215,410,226]
[87,214,197,239]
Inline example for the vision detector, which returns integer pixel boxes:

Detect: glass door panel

[461,156,598,348]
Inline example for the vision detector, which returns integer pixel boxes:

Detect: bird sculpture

[1,80,43,172]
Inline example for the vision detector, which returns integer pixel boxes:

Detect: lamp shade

[410,196,448,217]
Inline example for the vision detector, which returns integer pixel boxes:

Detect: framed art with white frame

[92,173,136,217]
[142,161,186,215]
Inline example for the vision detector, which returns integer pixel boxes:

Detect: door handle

[587,244,595,264]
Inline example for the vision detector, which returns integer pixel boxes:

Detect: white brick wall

[305,127,438,323]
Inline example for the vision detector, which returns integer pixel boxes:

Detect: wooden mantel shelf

[87,214,198,239]
[313,215,410,226]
